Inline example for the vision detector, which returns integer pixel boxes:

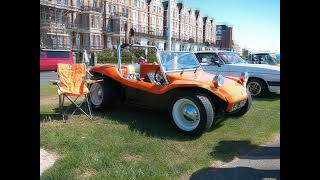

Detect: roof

[250,51,276,54]
[192,50,231,53]
[41,49,71,52]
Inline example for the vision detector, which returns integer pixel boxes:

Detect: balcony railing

[41,20,92,32]
[40,21,67,30]
[134,32,166,40]
[110,12,128,18]
[82,5,102,12]
[40,0,72,10]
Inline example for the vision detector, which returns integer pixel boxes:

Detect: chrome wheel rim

[247,81,262,96]
[90,83,103,106]
[172,98,200,131]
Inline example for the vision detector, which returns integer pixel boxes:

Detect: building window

[84,34,89,48]
[133,25,137,32]
[142,14,146,23]
[132,12,136,22]
[134,0,138,7]
[96,16,99,28]
[77,0,83,7]
[141,0,145,9]
[93,0,97,8]
[52,35,57,48]
[152,16,156,27]
[91,15,95,28]
[96,35,100,48]
[91,34,94,48]
[58,36,63,48]
[112,5,116,13]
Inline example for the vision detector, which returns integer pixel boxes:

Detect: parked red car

[40,49,73,71]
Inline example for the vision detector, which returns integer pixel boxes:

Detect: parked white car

[247,51,280,66]
[193,51,280,97]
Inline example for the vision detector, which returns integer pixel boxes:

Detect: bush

[97,49,117,64]
[147,54,157,62]
[97,49,134,64]
[97,48,158,64]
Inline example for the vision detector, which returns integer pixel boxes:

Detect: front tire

[168,92,214,136]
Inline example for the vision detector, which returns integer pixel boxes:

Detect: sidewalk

[40,148,58,176]
[189,134,280,180]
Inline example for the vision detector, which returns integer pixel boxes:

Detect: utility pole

[166,0,172,51]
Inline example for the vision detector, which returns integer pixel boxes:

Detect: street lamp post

[166,0,172,51]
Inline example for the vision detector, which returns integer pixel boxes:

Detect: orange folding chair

[51,63,102,122]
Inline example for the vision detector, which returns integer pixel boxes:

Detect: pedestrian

[83,49,90,67]
[137,56,147,64]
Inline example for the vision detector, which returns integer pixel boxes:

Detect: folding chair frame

[58,91,92,122]
[51,66,103,122]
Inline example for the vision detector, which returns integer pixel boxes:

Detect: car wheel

[89,78,120,109]
[246,78,268,97]
[168,92,214,136]
[231,90,252,117]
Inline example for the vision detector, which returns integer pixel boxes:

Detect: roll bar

[117,44,169,85]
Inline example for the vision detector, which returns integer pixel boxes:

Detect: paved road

[189,134,280,180]
[40,71,58,84]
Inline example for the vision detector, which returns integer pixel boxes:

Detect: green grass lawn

[40,94,280,179]
[40,84,57,97]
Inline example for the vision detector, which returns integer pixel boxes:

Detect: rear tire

[168,92,214,136]
[89,78,120,109]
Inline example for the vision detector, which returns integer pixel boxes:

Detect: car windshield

[275,53,280,63]
[218,51,247,64]
[159,52,200,72]
[253,53,278,65]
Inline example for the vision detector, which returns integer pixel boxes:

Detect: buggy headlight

[213,74,224,87]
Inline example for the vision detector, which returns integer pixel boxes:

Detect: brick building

[40,0,217,51]
[216,23,233,50]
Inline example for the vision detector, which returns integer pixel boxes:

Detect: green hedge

[97,48,157,64]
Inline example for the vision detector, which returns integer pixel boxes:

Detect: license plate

[232,100,247,111]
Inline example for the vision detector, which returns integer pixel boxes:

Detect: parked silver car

[194,51,280,97]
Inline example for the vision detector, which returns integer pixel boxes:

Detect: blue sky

[180,0,280,51]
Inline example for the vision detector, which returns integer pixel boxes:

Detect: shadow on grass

[189,167,280,180]
[41,103,196,141]
[40,103,91,122]
[253,93,280,102]
[189,140,280,180]
[94,105,197,141]
[40,113,63,122]
[210,140,280,163]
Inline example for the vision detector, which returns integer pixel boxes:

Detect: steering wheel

[154,67,165,85]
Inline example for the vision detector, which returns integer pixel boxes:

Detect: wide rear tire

[89,78,120,109]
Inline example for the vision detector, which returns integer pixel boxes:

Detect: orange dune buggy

[89,45,251,136]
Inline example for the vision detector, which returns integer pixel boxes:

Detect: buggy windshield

[159,52,200,72]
